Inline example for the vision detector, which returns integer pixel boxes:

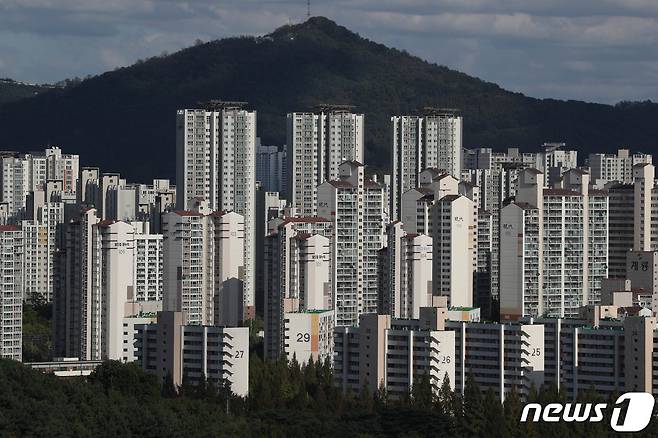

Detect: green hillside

[0,79,52,106]
[0,17,657,181]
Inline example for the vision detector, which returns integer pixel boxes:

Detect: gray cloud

[1,0,658,103]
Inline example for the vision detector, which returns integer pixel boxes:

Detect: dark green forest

[1,355,657,437]
[0,79,51,106]
[1,17,658,182]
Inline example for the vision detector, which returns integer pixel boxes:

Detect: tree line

[2,353,658,437]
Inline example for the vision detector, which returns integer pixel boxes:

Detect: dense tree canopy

[2,356,658,437]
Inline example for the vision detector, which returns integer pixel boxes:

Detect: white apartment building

[633,163,656,251]
[286,109,364,216]
[121,304,159,363]
[283,309,334,365]
[463,147,536,172]
[446,319,544,401]
[0,225,23,360]
[53,209,164,361]
[133,223,163,302]
[390,111,462,220]
[605,163,658,276]
[589,149,652,187]
[432,194,476,308]
[22,200,64,302]
[462,148,539,300]
[135,311,249,397]
[45,146,79,193]
[162,201,245,326]
[264,217,333,360]
[380,221,432,319]
[1,153,30,220]
[0,147,79,221]
[500,168,609,319]
[400,172,460,237]
[391,115,422,222]
[524,312,657,399]
[255,189,286,313]
[77,167,100,206]
[99,178,176,231]
[176,103,256,316]
[399,168,442,235]
[335,304,657,401]
[334,310,456,397]
[317,161,386,327]
[400,187,433,235]
[91,221,136,360]
[475,210,493,313]
[76,172,123,220]
[255,140,287,194]
[540,142,578,187]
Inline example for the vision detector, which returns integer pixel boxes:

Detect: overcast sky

[2,0,658,104]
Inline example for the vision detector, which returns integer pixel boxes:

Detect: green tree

[461,374,484,436]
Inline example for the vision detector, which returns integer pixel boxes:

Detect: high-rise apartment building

[432,194,476,307]
[500,168,609,319]
[0,147,79,221]
[133,222,163,302]
[589,148,652,187]
[1,153,30,220]
[607,182,635,277]
[380,221,433,319]
[53,208,99,359]
[255,139,287,194]
[53,209,164,360]
[21,199,64,302]
[176,102,256,315]
[317,161,386,327]
[264,217,333,360]
[601,163,658,278]
[162,200,245,326]
[286,108,364,216]
[390,111,462,220]
[0,225,23,361]
[45,146,80,193]
[540,142,578,187]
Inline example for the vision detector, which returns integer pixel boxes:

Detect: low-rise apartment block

[135,311,249,397]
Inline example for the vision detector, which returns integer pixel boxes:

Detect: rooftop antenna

[307,0,311,19]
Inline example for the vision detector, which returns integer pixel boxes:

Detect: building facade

[286,109,364,216]
[500,168,609,319]
[317,161,386,327]
[135,311,249,397]
[0,225,23,360]
[162,201,246,326]
[390,111,462,220]
[264,217,333,360]
[176,104,256,315]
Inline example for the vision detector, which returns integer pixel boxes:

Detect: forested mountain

[1,17,658,182]
[0,79,52,106]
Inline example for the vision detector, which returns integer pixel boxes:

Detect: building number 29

[297,333,310,342]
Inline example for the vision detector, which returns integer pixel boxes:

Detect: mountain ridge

[1,16,657,182]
